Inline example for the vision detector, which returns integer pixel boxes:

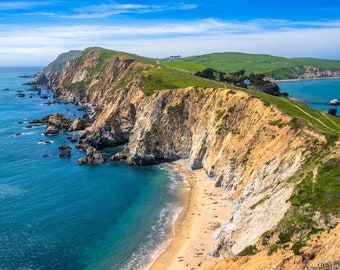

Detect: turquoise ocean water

[277,79,340,113]
[0,67,185,270]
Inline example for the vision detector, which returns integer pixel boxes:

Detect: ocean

[0,67,186,270]
[277,78,340,113]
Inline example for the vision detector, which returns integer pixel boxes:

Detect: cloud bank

[1,18,340,65]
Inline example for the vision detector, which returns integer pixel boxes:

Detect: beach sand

[150,160,232,270]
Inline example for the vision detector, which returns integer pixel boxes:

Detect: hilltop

[159,52,340,80]
[33,47,340,269]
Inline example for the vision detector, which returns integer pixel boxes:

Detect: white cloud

[1,19,340,66]
[0,1,50,10]
[28,3,198,19]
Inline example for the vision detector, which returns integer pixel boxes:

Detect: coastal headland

[31,47,340,269]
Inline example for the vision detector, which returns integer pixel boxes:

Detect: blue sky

[1,0,340,65]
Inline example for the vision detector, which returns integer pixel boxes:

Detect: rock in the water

[58,144,71,150]
[44,113,72,135]
[69,136,78,143]
[110,151,129,161]
[59,150,71,158]
[29,115,50,124]
[77,147,105,165]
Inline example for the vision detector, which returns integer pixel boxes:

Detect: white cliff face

[42,49,326,258]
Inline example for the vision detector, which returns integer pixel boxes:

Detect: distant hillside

[159,52,340,80]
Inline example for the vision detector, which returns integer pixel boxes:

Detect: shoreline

[149,160,232,270]
[272,76,340,82]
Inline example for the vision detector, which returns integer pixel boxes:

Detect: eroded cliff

[36,47,340,266]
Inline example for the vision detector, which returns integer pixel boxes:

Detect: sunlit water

[277,78,340,113]
[0,67,185,270]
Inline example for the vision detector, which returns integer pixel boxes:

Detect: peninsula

[32,47,340,269]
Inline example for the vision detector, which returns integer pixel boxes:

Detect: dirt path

[283,99,340,134]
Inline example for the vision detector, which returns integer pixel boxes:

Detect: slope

[158,52,340,80]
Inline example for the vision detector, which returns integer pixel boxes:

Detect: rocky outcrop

[44,113,72,135]
[69,114,92,131]
[34,50,83,90]
[29,115,50,124]
[77,146,105,165]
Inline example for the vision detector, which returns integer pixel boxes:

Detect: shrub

[292,240,305,255]
[238,245,258,256]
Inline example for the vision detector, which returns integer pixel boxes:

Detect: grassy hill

[158,52,340,80]
[69,47,225,95]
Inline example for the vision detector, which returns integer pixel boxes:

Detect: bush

[268,244,281,255]
[292,240,305,255]
[238,245,258,256]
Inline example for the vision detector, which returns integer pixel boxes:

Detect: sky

[1,0,340,66]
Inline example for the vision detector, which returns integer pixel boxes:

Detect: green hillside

[70,47,224,95]
[158,52,340,80]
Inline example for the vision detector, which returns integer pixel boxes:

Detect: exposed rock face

[44,113,72,135]
[110,150,129,161]
[38,48,332,259]
[69,114,92,132]
[34,50,83,90]
[77,146,106,165]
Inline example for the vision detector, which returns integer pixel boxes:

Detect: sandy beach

[150,160,232,270]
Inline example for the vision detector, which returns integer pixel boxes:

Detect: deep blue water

[277,79,340,113]
[0,67,184,270]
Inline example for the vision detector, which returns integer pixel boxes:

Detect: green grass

[291,158,340,216]
[140,64,224,95]
[241,88,340,137]
[64,80,88,93]
[158,52,340,80]
[67,47,225,95]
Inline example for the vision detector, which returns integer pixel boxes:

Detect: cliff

[36,47,340,267]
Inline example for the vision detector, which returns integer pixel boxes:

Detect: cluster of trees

[195,68,288,97]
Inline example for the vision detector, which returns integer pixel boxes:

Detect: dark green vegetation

[239,245,259,256]
[195,68,287,96]
[159,52,340,80]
